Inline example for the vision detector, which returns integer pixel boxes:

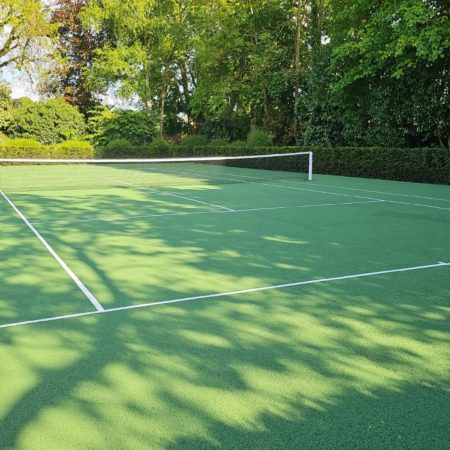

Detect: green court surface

[0,163,449,449]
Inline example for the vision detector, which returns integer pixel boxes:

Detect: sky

[1,68,39,100]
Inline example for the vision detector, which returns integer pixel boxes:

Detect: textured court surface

[0,166,449,449]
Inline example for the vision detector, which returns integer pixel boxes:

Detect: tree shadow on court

[1,271,449,448]
[1,182,449,449]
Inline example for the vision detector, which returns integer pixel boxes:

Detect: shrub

[229,140,247,147]
[54,140,94,158]
[88,108,156,147]
[209,138,229,147]
[0,141,94,159]
[101,138,134,158]
[6,98,85,144]
[246,128,273,147]
[178,135,209,147]
[3,138,43,147]
[148,137,171,153]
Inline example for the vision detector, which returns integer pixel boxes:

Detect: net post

[308,152,313,181]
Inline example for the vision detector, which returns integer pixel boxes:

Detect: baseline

[0,190,104,312]
[1,261,448,330]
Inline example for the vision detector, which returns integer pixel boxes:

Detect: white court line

[31,200,384,226]
[306,182,450,202]
[150,166,450,212]
[382,200,450,211]
[0,261,448,330]
[143,165,384,201]
[259,183,450,211]
[0,190,104,312]
[107,177,235,212]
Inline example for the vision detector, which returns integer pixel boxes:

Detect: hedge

[311,147,449,185]
[0,143,94,159]
[169,146,449,184]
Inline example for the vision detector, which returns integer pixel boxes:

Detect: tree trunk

[159,89,166,138]
[178,57,196,132]
[294,0,305,144]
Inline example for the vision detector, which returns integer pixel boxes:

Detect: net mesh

[0,152,313,193]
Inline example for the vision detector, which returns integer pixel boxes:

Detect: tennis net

[0,152,313,193]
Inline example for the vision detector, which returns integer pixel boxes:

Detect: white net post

[308,151,313,181]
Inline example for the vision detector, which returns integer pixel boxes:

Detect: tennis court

[1,154,449,449]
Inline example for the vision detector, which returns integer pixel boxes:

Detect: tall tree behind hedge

[87,107,156,147]
[0,83,13,130]
[40,0,104,115]
[85,0,202,135]
[191,0,297,143]
[328,0,450,147]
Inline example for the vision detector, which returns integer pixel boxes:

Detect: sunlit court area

[1,0,450,448]
[1,154,449,449]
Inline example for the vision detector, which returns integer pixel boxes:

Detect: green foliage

[54,140,94,157]
[149,137,171,153]
[88,108,156,147]
[178,135,209,148]
[209,138,229,147]
[100,138,155,158]
[230,140,247,147]
[0,141,94,159]
[0,83,13,130]
[246,129,273,147]
[312,147,449,184]
[2,0,446,150]
[328,0,450,147]
[0,0,57,72]
[3,138,43,147]
[45,0,104,115]
[6,98,86,145]
[104,138,132,151]
[199,117,251,142]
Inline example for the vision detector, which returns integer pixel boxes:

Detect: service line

[1,261,448,330]
[31,200,384,226]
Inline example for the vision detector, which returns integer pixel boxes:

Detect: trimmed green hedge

[311,147,450,185]
[173,146,449,184]
[0,143,95,159]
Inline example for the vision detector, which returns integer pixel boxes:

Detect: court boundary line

[0,190,105,312]
[149,166,450,211]
[107,177,235,212]
[306,182,450,202]
[1,261,448,330]
[264,183,450,211]
[31,199,385,226]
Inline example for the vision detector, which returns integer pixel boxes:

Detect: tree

[0,82,13,131]
[85,0,202,135]
[328,0,450,147]
[0,0,56,71]
[40,0,104,115]
[191,0,296,142]
[6,97,86,144]
[87,107,156,147]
